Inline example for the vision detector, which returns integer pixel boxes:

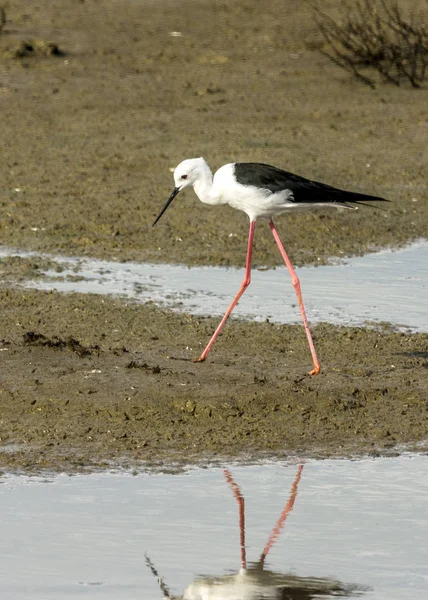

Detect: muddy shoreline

[1,287,427,474]
[0,1,427,473]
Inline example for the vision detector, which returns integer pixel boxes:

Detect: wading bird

[146,464,366,599]
[153,158,388,375]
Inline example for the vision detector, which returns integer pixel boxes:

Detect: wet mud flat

[0,0,427,268]
[0,1,427,474]
[0,288,427,474]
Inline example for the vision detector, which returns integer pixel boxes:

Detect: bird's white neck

[193,163,223,205]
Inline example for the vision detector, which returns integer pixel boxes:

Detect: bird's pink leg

[269,219,321,376]
[194,220,255,362]
[224,469,247,570]
[259,464,304,565]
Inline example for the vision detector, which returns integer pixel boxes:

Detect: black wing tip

[337,191,390,206]
[364,196,390,202]
[352,197,390,211]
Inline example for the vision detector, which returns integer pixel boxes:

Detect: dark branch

[313,0,428,88]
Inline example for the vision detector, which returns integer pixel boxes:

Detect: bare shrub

[314,0,428,88]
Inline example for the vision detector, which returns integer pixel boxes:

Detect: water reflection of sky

[1,456,427,599]
[1,241,427,332]
[145,465,366,599]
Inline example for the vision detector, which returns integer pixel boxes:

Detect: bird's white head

[173,157,209,191]
[153,157,211,226]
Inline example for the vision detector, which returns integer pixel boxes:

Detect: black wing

[234,162,388,206]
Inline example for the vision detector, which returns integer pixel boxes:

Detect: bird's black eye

[181,174,188,180]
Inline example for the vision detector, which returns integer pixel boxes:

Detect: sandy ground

[0,0,427,473]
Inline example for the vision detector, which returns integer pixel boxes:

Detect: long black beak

[152,187,181,227]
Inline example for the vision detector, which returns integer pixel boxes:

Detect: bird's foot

[308,364,321,376]
[192,356,206,363]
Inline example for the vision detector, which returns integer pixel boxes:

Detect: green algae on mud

[0,288,427,474]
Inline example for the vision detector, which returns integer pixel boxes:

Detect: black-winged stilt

[146,466,304,598]
[146,464,363,598]
[153,158,388,375]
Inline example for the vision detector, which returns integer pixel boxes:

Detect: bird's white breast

[212,164,295,221]
[183,570,282,600]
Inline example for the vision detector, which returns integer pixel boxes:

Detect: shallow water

[1,456,427,599]
[1,241,427,332]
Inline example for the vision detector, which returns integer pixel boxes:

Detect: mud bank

[0,1,427,473]
[0,288,427,473]
[0,0,426,268]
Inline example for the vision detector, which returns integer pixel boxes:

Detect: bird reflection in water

[146,464,366,599]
